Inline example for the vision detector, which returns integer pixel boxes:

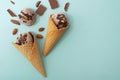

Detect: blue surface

[0,0,120,80]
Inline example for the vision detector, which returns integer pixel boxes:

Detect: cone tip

[42,73,47,78]
[43,51,48,56]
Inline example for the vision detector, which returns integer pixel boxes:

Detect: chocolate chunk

[36,5,47,16]
[10,19,20,25]
[21,11,32,20]
[36,34,43,39]
[36,1,41,7]
[28,32,34,42]
[12,28,18,35]
[10,0,15,5]
[49,0,59,9]
[38,27,45,32]
[64,2,70,11]
[23,20,27,23]
[7,9,16,17]
[18,14,22,19]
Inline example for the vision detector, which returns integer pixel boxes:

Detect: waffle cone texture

[13,32,46,77]
[43,15,69,56]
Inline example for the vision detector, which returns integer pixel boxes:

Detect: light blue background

[0,0,120,80]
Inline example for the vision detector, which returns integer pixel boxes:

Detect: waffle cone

[13,32,46,77]
[43,15,69,56]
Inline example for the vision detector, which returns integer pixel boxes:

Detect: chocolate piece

[28,32,34,42]
[36,5,46,16]
[15,32,34,45]
[51,13,68,29]
[18,8,36,26]
[7,9,16,17]
[36,1,41,7]
[11,19,20,25]
[10,0,15,5]
[49,0,59,9]
[36,34,43,39]
[12,28,18,35]
[64,2,70,11]
[38,27,45,32]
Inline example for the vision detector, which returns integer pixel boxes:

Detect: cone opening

[14,32,34,45]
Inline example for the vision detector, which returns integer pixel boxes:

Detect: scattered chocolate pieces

[11,19,20,25]
[64,2,70,12]
[49,0,59,9]
[12,28,18,35]
[36,34,43,39]
[38,27,45,32]
[36,1,41,7]
[36,5,47,16]
[10,0,15,5]
[7,9,16,17]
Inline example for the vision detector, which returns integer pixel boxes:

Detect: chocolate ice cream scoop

[15,32,34,45]
[51,13,68,29]
[18,8,36,26]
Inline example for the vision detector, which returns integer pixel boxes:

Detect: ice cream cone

[43,15,69,56]
[13,32,46,77]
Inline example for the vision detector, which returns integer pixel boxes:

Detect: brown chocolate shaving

[36,34,43,39]
[11,19,20,25]
[36,1,41,7]
[49,0,59,9]
[12,28,18,35]
[38,27,45,32]
[7,9,16,17]
[10,0,15,5]
[64,2,70,12]
[36,5,47,16]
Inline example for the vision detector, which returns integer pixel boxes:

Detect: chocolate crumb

[49,0,59,9]
[23,21,27,23]
[36,5,47,16]
[11,19,20,25]
[7,9,16,17]
[18,14,22,19]
[12,28,18,35]
[38,27,45,32]
[36,1,41,7]
[36,34,43,39]
[10,0,15,5]
[64,2,70,11]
